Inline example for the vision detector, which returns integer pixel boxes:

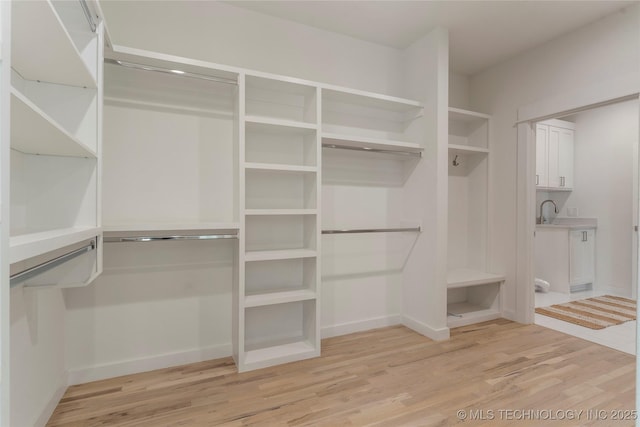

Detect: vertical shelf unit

[447,108,504,327]
[9,0,103,287]
[237,74,321,372]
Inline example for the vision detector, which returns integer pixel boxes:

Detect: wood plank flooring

[47,319,635,426]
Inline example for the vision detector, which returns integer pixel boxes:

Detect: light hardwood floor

[47,319,635,426]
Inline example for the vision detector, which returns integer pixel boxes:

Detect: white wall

[561,100,637,295]
[449,72,470,109]
[469,5,640,319]
[101,1,404,97]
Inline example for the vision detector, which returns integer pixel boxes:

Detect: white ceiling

[226,1,635,75]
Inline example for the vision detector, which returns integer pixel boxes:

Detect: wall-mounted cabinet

[447,108,503,327]
[536,119,574,191]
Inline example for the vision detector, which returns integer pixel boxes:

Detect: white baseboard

[67,344,232,386]
[502,309,517,322]
[34,371,68,427]
[321,315,401,339]
[401,315,450,341]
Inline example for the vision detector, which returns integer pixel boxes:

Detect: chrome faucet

[538,199,558,224]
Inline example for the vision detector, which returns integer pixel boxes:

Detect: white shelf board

[244,115,317,131]
[448,144,489,155]
[322,132,423,154]
[10,226,101,264]
[244,163,317,173]
[447,268,505,289]
[245,209,317,216]
[102,222,239,233]
[243,340,317,369]
[447,303,501,328]
[12,0,97,88]
[536,186,573,192]
[245,120,316,136]
[448,107,491,121]
[244,289,316,308]
[245,249,317,262]
[11,89,97,158]
[322,87,423,112]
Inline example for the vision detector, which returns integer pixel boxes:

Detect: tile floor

[534,289,636,355]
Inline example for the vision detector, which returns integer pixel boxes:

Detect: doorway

[532,99,639,354]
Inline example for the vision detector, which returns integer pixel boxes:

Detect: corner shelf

[12,0,97,88]
[10,89,97,158]
[10,226,101,264]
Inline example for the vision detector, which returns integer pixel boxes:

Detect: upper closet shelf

[244,163,317,173]
[322,132,423,157]
[447,268,505,289]
[103,222,239,234]
[448,107,491,121]
[448,144,489,155]
[322,87,423,113]
[10,226,101,264]
[12,0,97,88]
[245,115,317,131]
[11,89,97,158]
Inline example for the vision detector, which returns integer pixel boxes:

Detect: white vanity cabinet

[569,228,595,290]
[536,120,574,190]
[535,224,596,293]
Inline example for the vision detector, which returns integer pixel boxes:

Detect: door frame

[514,71,639,325]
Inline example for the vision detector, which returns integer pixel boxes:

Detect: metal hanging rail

[104,234,238,243]
[10,240,96,288]
[322,227,421,235]
[79,0,97,33]
[322,143,422,158]
[105,59,238,85]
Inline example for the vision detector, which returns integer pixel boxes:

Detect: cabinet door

[535,124,548,187]
[557,128,574,189]
[547,126,561,188]
[569,229,595,286]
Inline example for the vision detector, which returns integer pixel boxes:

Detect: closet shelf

[244,115,317,131]
[322,87,423,113]
[11,89,97,158]
[447,268,505,289]
[244,289,316,308]
[102,222,239,233]
[244,163,317,173]
[448,144,489,155]
[245,209,317,216]
[245,249,317,262]
[447,303,501,328]
[448,107,491,121]
[322,133,423,156]
[244,340,317,369]
[12,0,97,88]
[10,226,101,264]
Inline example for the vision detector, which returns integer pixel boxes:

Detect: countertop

[536,217,597,230]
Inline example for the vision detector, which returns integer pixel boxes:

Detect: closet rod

[104,234,238,243]
[79,0,97,33]
[105,59,238,85]
[322,227,421,235]
[10,240,96,288]
[322,143,422,158]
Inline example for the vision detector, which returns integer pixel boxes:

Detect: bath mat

[535,295,636,330]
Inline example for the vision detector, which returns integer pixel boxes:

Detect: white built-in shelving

[237,74,321,372]
[447,107,503,327]
[8,0,103,286]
